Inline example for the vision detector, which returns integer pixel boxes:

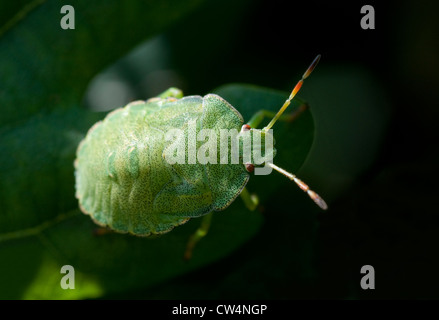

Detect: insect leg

[92,227,114,236]
[184,212,214,260]
[246,98,308,129]
[146,87,184,103]
[157,87,183,99]
[239,187,259,211]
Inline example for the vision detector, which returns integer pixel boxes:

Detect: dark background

[91,0,439,299]
[1,0,438,300]
[171,0,438,299]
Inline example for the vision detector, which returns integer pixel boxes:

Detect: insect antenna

[263,54,321,131]
[267,162,328,210]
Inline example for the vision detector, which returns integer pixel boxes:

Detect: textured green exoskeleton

[75,91,255,235]
[75,56,327,257]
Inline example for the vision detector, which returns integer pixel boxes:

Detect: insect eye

[245,163,255,173]
[241,124,251,132]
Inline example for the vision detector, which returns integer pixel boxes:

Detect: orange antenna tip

[290,80,303,99]
[263,55,321,131]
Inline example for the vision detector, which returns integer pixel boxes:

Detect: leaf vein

[0,0,47,38]
[0,210,78,243]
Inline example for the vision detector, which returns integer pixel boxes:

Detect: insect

[74,55,326,259]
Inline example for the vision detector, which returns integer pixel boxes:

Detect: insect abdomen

[76,103,178,235]
[75,98,213,235]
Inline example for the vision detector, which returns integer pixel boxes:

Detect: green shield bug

[74,55,326,259]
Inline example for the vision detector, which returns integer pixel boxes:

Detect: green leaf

[0,0,316,299]
[0,0,205,126]
[0,84,313,299]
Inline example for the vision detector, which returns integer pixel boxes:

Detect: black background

[184,0,438,299]
[98,0,439,299]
